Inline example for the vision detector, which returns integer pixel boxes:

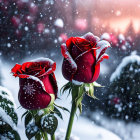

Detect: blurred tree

[105,54,140,122]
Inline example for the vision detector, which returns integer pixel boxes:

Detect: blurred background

[0,0,140,140]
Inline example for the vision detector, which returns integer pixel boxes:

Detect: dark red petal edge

[61,43,77,80]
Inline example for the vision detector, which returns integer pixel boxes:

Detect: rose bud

[11,58,58,110]
[61,32,110,83]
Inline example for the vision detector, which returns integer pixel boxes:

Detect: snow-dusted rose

[61,32,110,83]
[11,58,57,110]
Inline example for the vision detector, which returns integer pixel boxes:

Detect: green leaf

[53,106,63,120]
[78,102,82,114]
[25,122,39,139]
[85,84,98,99]
[0,90,18,125]
[25,112,33,127]
[54,103,70,113]
[0,117,20,140]
[41,114,58,135]
[21,111,29,121]
[35,132,42,140]
[60,82,72,95]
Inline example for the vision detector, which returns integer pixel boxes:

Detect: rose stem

[44,132,48,140]
[51,134,55,140]
[65,101,77,140]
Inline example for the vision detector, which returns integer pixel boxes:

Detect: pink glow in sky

[77,0,140,33]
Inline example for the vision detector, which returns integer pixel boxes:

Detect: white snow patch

[0,107,16,129]
[96,40,110,59]
[118,34,125,41]
[54,18,64,28]
[110,55,140,82]
[101,33,110,40]
[31,57,54,64]
[72,80,83,85]
[0,86,16,107]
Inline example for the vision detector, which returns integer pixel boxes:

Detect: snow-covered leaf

[41,114,58,135]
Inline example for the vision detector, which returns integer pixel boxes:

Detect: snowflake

[23,83,35,95]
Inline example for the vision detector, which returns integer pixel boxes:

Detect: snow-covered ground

[0,58,123,140]
[90,111,140,140]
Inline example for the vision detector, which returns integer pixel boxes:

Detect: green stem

[65,101,77,140]
[44,132,48,140]
[51,134,55,140]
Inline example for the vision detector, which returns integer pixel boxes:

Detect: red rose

[61,32,110,83]
[11,58,57,110]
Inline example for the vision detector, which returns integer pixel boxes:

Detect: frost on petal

[96,54,109,64]
[61,44,77,81]
[96,40,110,64]
[83,32,100,44]
[19,76,51,110]
[100,33,110,41]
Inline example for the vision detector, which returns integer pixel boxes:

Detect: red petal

[12,58,56,78]
[36,62,56,77]
[17,74,29,78]
[90,63,100,83]
[72,37,92,51]
[40,73,58,97]
[61,44,77,81]
[66,37,73,51]
[73,48,97,83]
[11,64,22,76]
[19,77,51,110]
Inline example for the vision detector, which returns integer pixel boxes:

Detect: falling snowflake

[23,83,35,95]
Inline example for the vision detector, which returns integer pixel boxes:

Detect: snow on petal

[96,40,110,61]
[100,33,110,40]
[83,32,100,43]
[27,75,46,92]
[61,43,77,70]
[96,53,109,64]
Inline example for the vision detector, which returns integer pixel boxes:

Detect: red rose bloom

[61,32,110,83]
[11,58,57,110]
